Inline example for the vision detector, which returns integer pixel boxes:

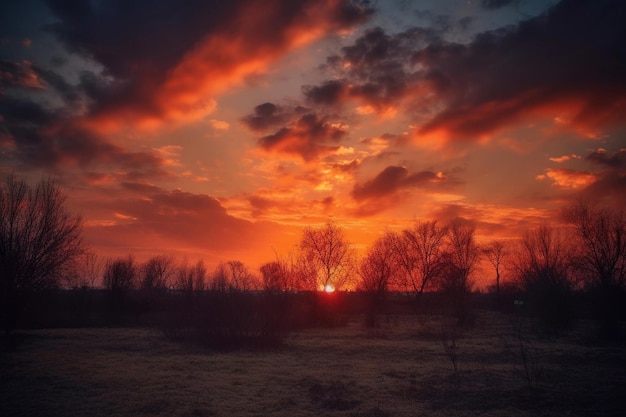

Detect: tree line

[2,175,625,340]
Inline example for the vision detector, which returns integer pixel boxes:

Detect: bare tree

[171,259,208,292]
[299,220,355,291]
[103,255,137,293]
[290,251,318,291]
[193,259,207,291]
[358,233,398,294]
[260,261,289,292]
[0,175,84,333]
[358,233,398,327]
[442,219,479,294]
[482,240,508,297]
[210,260,257,291]
[392,220,449,296]
[227,260,256,291]
[140,255,175,292]
[513,225,574,328]
[66,251,107,290]
[562,201,626,291]
[515,225,572,290]
[82,251,104,289]
[563,201,626,338]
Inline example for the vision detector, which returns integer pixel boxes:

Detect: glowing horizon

[1,0,625,287]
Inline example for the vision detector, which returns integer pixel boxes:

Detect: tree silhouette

[513,225,573,329]
[563,201,626,292]
[359,233,397,295]
[299,220,354,291]
[442,219,479,294]
[80,251,104,289]
[563,201,626,338]
[140,255,175,292]
[260,261,289,292]
[482,240,508,297]
[103,255,137,294]
[0,175,84,334]
[358,233,398,326]
[391,220,448,296]
[173,259,207,292]
[210,260,257,291]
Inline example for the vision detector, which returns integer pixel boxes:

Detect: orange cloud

[537,168,597,189]
[549,154,581,163]
[72,0,372,131]
[0,60,45,91]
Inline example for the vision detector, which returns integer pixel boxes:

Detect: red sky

[1,0,625,283]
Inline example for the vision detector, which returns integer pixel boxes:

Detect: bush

[161,290,292,350]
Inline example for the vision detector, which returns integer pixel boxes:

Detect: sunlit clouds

[1,0,625,276]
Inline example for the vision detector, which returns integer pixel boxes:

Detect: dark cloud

[304,26,438,108]
[0,60,170,181]
[43,0,373,124]
[0,94,169,180]
[256,112,348,161]
[302,80,349,106]
[583,172,626,206]
[352,165,447,201]
[586,148,626,169]
[0,60,46,91]
[0,59,85,110]
[415,0,626,136]
[581,148,626,206]
[481,0,516,10]
[241,102,309,132]
[0,95,53,127]
[305,0,626,139]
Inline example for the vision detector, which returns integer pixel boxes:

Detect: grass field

[2,311,625,416]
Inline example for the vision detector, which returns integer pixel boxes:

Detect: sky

[1,0,625,280]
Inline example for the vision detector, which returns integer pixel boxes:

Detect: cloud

[537,168,596,189]
[481,0,516,10]
[209,119,230,130]
[304,26,438,109]
[241,102,308,132]
[352,165,448,201]
[549,154,581,163]
[255,112,349,161]
[535,148,626,206]
[581,148,626,205]
[82,184,290,262]
[0,95,170,180]
[415,0,626,137]
[0,60,46,91]
[303,80,350,106]
[0,57,175,182]
[44,0,373,128]
[302,0,626,141]
[586,148,626,169]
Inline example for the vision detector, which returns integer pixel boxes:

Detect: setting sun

[324,284,335,293]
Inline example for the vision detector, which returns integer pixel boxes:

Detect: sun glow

[324,284,335,293]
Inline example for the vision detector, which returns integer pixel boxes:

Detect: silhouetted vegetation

[4,188,625,347]
[0,175,84,334]
[563,201,626,340]
[512,224,575,331]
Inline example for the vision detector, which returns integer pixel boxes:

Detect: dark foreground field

[2,312,625,417]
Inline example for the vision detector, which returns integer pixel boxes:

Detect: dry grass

[1,311,625,416]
